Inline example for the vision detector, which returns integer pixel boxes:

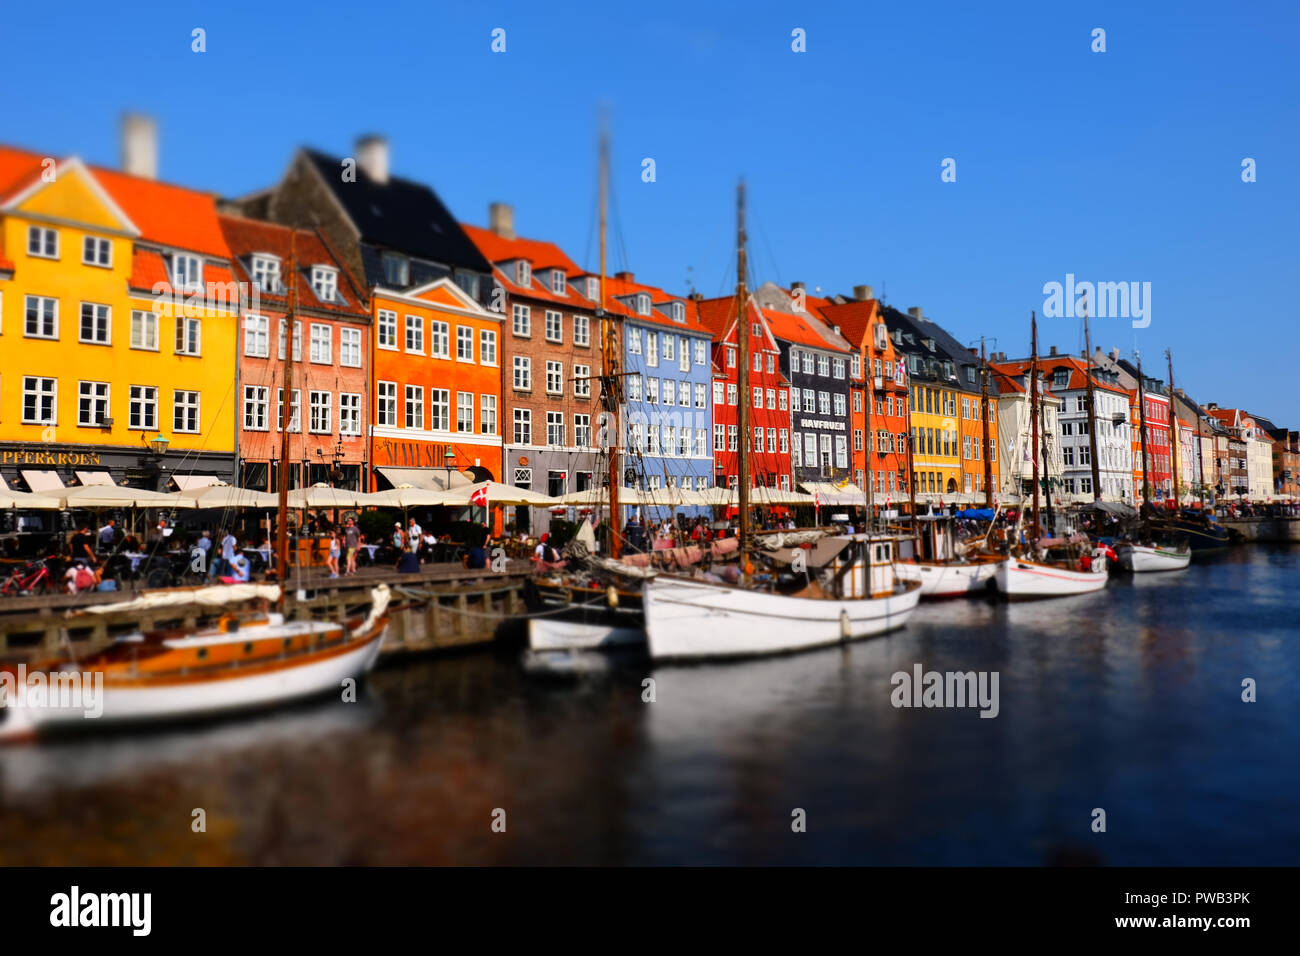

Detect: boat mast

[735,181,751,573]
[1166,349,1179,508]
[1029,311,1040,541]
[1083,307,1102,501]
[598,124,621,558]
[1041,358,1054,535]
[906,379,919,556]
[1137,351,1152,504]
[981,337,992,508]
[275,237,297,604]
[1195,397,1207,507]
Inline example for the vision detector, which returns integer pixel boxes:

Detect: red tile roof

[761,304,851,352]
[460,224,581,274]
[991,356,1130,397]
[219,215,369,317]
[602,274,709,333]
[815,298,878,347]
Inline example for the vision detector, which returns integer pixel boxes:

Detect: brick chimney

[1109,348,1120,361]
[489,202,515,239]
[615,271,634,281]
[121,113,157,179]
[907,306,923,320]
[356,135,389,184]
[791,281,805,292]
[854,284,873,301]
[1049,345,1057,356]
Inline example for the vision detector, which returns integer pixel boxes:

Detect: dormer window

[636,293,650,315]
[517,261,531,286]
[171,253,203,291]
[924,338,935,351]
[551,271,566,295]
[382,252,409,287]
[311,266,339,303]
[251,255,280,294]
[669,301,685,322]
[1052,369,1069,389]
[587,277,600,301]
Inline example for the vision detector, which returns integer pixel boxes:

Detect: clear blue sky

[5,0,1297,424]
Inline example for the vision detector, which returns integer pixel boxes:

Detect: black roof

[302,148,492,274]
[878,305,996,395]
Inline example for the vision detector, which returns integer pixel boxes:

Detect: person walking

[326,530,341,578]
[343,517,360,575]
[407,517,423,556]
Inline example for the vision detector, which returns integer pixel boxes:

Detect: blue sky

[6,0,1297,423]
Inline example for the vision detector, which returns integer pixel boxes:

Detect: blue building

[608,273,714,524]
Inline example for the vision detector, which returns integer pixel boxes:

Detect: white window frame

[339,392,362,435]
[430,320,449,358]
[22,376,57,425]
[340,327,362,367]
[545,310,563,344]
[309,390,332,434]
[128,384,158,431]
[244,385,269,431]
[546,360,563,396]
[77,380,110,428]
[513,356,531,391]
[79,301,111,345]
[457,325,475,362]
[27,226,58,259]
[480,329,498,365]
[24,295,58,339]
[173,389,201,434]
[310,323,332,364]
[405,314,425,354]
[574,314,590,347]
[82,235,112,268]
[377,310,398,350]
[311,266,338,303]
[244,314,270,357]
[377,381,398,427]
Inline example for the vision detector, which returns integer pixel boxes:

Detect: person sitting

[220,551,251,585]
[64,561,102,594]
[463,541,488,570]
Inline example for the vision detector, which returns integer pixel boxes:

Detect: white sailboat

[1115,541,1191,572]
[643,182,920,660]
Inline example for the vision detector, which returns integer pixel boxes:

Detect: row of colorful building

[2,122,1297,530]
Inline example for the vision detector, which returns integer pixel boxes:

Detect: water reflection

[1,546,1296,865]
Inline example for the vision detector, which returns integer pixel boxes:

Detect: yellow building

[0,145,239,493]
[908,382,962,498]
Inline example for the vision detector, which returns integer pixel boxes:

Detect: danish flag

[470,486,489,508]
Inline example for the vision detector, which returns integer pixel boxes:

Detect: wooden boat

[0,584,389,741]
[993,554,1108,598]
[896,557,1000,598]
[1115,541,1191,572]
[645,535,921,660]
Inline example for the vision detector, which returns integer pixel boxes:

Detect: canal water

[1,545,1296,865]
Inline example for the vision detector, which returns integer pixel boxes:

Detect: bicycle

[1,559,53,596]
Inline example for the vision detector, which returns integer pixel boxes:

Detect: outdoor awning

[74,470,115,486]
[376,466,472,492]
[0,474,8,490]
[0,489,61,510]
[172,474,220,490]
[20,469,65,492]
[799,481,866,505]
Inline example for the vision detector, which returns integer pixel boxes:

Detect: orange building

[368,278,504,490]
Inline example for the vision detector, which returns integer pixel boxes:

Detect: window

[275,388,301,432]
[713,382,724,405]
[574,314,590,347]
[339,393,362,435]
[754,352,762,372]
[25,295,57,338]
[780,430,789,454]
[311,266,338,303]
[575,414,592,447]
[404,315,424,353]
[550,270,566,295]
[480,394,497,434]
[382,252,409,287]
[628,327,642,354]
[753,387,763,409]
[514,408,531,444]
[546,361,563,395]
[726,346,736,368]
[835,435,848,468]
[662,379,674,406]
[853,391,863,413]
[767,428,777,454]
[129,385,158,430]
[174,389,201,433]
[680,339,690,372]
[426,320,447,358]
[251,256,280,293]
[78,381,110,427]
[818,392,830,415]
[1061,421,1074,436]
[727,384,738,405]
[479,329,498,365]
[243,314,269,357]
[779,390,788,412]
[627,423,642,452]
[310,324,332,364]
[340,327,362,367]
[403,386,424,429]
[22,376,57,424]
[854,429,864,451]
[802,352,815,375]
[646,332,659,367]
[517,261,531,286]
[27,226,58,259]
[171,254,202,290]
[728,426,738,452]
[695,383,707,408]
[852,355,862,378]
[83,236,111,267]
[833,393,846,416]
[127,310,157,350]
[546,310,563,343]
[378,310,398,349]
[244,386,269,430]
[547,411,564,446]
[453,325,473,363]
[1063,447,1075,466]
[817,354,830,377]
[79,302,110,344]
[663,425,676,455]
[377,382,397,427]
[309,391,331,433]
[767,354,775,374]
[457,392,474,433]
[647,378,660,405]
[833,358,845,379]
[628,376,643,402]
[512,304,531,337]
[714,424,726,451]
[803,390,816,414]
[175,316,201,355]
[277,319,301,361]
[694,340,707,365]
[429,389,450,431]
[635,293,650,315]
[574,364,591,397]
[679,382,691,406]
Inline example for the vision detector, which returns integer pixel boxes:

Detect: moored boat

[993,555,1108,598]
[1115,541,1191,572]
[895,558,999,598]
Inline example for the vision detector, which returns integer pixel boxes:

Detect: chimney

[356,135,389,184]
[121,113,157,180]
[615,271,634,282]
[853,284,873,301]
[907,306,923,320]
[1049,345,1057,356]
[792,281,805,292]
[489,202,515,239]
[1205,403,1218,411]
[1109,348,1120,361]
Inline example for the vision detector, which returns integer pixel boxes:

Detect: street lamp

[148,433,169,456]
[443,448,458,490]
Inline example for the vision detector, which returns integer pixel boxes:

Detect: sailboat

[993,311,1108,599]
[643,183,921,660]
[0,240,390,741]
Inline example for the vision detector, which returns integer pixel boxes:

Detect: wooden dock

[0,560,536,663]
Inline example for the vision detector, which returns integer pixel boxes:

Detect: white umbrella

[449,481,557,507]
[0,489,61,510]
[364,484,457,508]
[60,484,196,509]
[174,484,281,509]
[286,484,377,509]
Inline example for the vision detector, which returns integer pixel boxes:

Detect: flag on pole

[470,486,488,508]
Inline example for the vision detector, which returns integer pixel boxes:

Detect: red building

[219,215,371,491]
[1130,387,1172,500]
[697,295,792,490]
